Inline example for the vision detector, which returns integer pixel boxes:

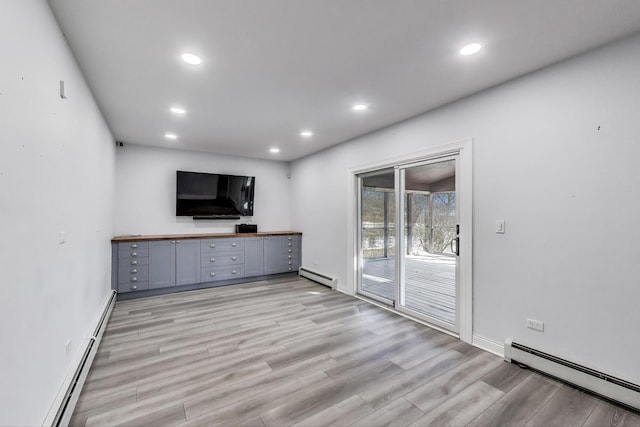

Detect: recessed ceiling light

[300,130,313,138]
[459,43,482,56]
[164,133,177,140]
[270,147,280,154]
[352,104,368,111]
[170,107,186,114]
[181,53,202,65]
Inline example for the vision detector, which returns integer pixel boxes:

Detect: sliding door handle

[451,237,460,256]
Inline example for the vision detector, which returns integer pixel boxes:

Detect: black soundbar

[193,215,241,220]
[236,224,257,233]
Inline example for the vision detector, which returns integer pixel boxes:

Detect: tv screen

[176,171,254,217]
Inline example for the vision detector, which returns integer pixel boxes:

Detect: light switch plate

[59,231,67,244]
[496,220,505,234]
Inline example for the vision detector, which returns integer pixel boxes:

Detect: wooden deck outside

[362,254,456,325]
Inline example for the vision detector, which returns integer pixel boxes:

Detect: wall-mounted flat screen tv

[176,171,255,217]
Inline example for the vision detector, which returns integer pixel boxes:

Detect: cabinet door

[244,237,264,277]
[176,239,200,286]
[149,241,176,289]
[263,236,284,275]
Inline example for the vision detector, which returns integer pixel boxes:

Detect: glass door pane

[359,169,396,302]
[399,159,458,330]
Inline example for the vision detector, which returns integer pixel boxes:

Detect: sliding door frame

[349,139,473,343]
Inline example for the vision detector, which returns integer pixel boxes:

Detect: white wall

[290,33,640,385]
[0,1,116,425]
[114,144,291,235]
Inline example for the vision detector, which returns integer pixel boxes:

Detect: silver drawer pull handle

[131,252,137,257]
[288,267,292,271]
[288,255,292,259]
[288,249,292,253]
[210,258,215,262]
[131,260,138,265]
[231,242,237,247]
[131,268,138,273]
[288,261,292,265]
[232,270,237,274]
[131,285,138,290]
[210,272,216,276]
[288,237,292,240]
[176,240,181,244]
[288,243,292,246]
[131,277,138,282]
[231,256,237,260]
[131,244,138,248]
[210,244,216,248]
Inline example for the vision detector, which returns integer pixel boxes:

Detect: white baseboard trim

[472,334,504,357]
[42,290,116,427]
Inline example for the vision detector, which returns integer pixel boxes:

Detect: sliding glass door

[358,169,396,304]
[397,159,458,331]
[357,157,459,333]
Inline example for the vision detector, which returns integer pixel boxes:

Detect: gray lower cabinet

[114,233,300,296]
[263,235,302,275]
[148,239,200,289]
[201,238,244,282]
[244,237,264,277]
[263,236,284,275]
[148,241,175,289]
[176,239,201,285]
[282,235,301,272]
[117,241,150,293]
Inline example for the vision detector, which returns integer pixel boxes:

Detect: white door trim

[347,138,473,343]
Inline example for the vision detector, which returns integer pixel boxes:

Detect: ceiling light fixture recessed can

[459,43,482,56]
[352,104,368,111]
[164,133,177,140]
[300,130,313,137]
[181,53,202,65]
[170,107,186,114]
[270,147,280,154]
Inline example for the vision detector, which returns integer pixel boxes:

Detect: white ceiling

[48,0,640,162]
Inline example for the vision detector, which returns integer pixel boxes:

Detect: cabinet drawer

[201,238,244,253]
[118,241,149,251]
[118,266,149,284]
[282,246,299,256]
[120,257,150,267]
[201,252,244,266]
[201,265,245,281]
[118,247,149,259]
[118,281,149,293]
[284,253,299,262]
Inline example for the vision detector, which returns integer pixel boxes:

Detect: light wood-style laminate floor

[71,277,640,427]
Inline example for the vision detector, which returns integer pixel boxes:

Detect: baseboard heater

[505,338,640,411]
[298,267,337,290]
[44,290,117,427]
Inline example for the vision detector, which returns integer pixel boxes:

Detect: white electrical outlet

[59,231,67,244]
[526,318,544,332]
